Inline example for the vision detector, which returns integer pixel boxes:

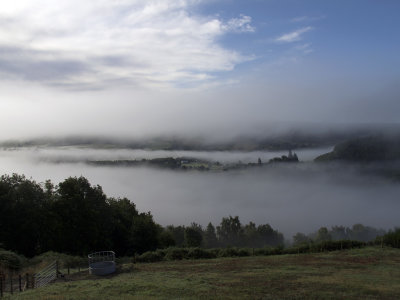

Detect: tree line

[165,216,284,249]
[293,224,386,246]
[0,174,395,259]
[0,174,283,257]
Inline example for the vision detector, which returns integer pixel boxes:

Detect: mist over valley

[1,3,400,298]
[1,139,398,241]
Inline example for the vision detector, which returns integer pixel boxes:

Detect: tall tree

[52,176,112,255]
[204,222,218,248]
[108,197,138,255]
[0,174,48,257]
[217,216,242,247]
[184,226,203,247]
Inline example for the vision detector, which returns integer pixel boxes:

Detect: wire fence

[0,272,34,297]
[34,260,58,288]
[0,260,58,297]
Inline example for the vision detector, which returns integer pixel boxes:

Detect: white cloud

[224,15,255,33]
[0,0,254,90]
[276,26,313,43]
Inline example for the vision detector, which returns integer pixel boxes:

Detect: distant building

[268,149,299,163]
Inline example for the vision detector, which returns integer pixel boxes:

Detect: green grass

[5,246,400,299]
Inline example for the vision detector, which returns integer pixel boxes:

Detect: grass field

[5,246,400,299]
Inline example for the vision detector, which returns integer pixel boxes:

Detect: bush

[116,256,133,265]
[237,248,251,257]
[254,247,283,256]
[284,240,366,255]
[164,248,188,260]
[187,248,216,259]
[208,248,221,257]
[218,247,240,257]
[155,249,167,257]
[137,251,164,263]
[0,250,25,271]
[30,251,86,269]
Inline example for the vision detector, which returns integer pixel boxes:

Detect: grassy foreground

[6,246,400,299]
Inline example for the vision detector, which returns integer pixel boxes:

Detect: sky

[0,0,399,140]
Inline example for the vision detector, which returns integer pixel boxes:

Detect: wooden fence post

[56,261,59,279]
[25,273,29,289]
[9,274,13,295]
[0,275,3,297]
[19,275,22,292]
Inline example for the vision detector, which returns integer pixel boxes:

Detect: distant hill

[0,126,392,151]
[315,135,400,162]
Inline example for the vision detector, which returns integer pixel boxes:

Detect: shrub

[254,247,283,256]
[284,240,366,255]
[218,247,239,257]
[208,248,221,257]
[137,251,164,263]
[155,249,167,257]
[237,248,251,257]
[187,248,216,259]
[0,250,25,271]
[30,251,86,269]
[164,248,188,260]
[116,256,133,265]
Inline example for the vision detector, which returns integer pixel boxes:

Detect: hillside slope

[315,135,400,162]
[7,247,400,300]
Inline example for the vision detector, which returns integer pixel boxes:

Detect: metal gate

[34,260,58,288]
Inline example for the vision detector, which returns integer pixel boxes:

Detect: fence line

[34,260,58,288]
[0,260,59,297]
[0,273,29,297]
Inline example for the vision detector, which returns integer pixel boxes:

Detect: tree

[217,216,242,247]
[108,197,138,255]
[184,226,203,247]
[52,176,112,255]
[158,229,176,248]
[315,227,331,242]
[257,224,284,247]
[0,174,49,257]
[293,232,310,246]
[129,212,161,254]
[166,225,185,247]
[243,222,258,247]
[330,226,348,240]
[203,222,218,248]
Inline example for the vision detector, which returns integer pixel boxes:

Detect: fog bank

[1,148,399,239]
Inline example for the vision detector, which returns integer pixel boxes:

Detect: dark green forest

[0,174,397,259]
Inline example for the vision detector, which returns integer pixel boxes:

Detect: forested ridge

[315,134,400,162]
